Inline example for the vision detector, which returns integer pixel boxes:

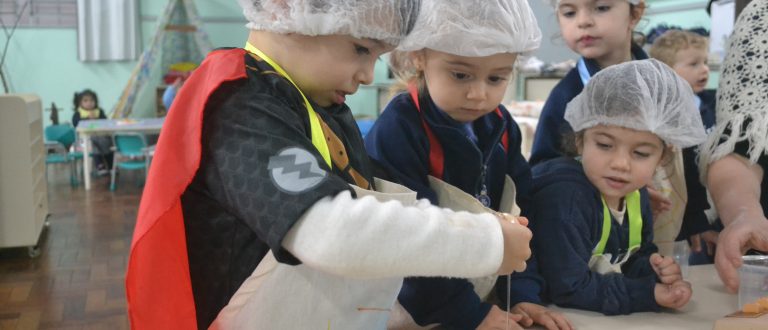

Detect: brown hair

[649,30,709,67]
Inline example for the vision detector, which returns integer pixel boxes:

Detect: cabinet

[0,94,48,253]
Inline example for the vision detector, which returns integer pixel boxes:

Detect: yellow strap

[244,42,331,167]
[593,190,643,256]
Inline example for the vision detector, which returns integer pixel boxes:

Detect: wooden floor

[0,164,145,329]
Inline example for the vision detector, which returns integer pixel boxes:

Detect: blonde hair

[387,50,426,97]
[649,30,709,67]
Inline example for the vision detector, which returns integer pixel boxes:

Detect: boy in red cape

[126,0,534,328]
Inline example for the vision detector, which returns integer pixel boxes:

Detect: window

[0,0,77,29]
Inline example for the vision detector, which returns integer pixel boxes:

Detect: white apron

[211,178,417,330]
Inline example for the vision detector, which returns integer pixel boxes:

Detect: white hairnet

[543,0,642,8]
[564,59,706,149]
[397,0,541,57]
[238,0,420,46]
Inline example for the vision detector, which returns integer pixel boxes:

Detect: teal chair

[110,132,149,191]
[44,124,80,186]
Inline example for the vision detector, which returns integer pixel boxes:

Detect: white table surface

[533,265,749,330]
[75,118,164,190]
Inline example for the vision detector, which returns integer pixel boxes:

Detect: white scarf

[699,0,768,181]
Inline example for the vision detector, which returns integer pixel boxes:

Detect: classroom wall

[3,0,251,126]
[528,0,718,89]
[2,0,721,126]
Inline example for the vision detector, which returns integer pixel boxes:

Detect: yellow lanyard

[593,190,643,256]
[244,42,331,167]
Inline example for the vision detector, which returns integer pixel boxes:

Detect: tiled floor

[0,164,144,329]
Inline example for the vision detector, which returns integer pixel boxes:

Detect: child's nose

[610,153,631,171]
[466,82,487,101]
[577,12,594,28]
[355,66,374,85]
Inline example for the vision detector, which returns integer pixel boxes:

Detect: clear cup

[738,255,768,310]
[656,241,690,278]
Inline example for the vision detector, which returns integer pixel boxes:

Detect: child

[530,0,647,165]
[71,89,112,174]
[530,59,702,315]
[649,30,719,263]
[366,1,571,329]
[125,1,534,329]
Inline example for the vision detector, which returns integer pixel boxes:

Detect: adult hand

[715,215,768,292]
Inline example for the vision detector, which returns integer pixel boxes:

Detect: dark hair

[73,89,99,110]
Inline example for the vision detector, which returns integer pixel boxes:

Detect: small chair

[110,132,149,191]
[44,124,79,186]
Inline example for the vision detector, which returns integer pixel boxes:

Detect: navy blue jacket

[365,91,539,329]
[530,158,660,315]
[530,44,649,166]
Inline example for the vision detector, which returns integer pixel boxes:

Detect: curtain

[77,0,140,61]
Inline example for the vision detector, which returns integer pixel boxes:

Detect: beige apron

[211,178,417,330]
[651,150,688,256]
[387,175,520,330]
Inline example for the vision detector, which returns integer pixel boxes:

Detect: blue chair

[110,132,149,191]
[44,124,80,186]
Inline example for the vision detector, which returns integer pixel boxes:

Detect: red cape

[125,48,248,329]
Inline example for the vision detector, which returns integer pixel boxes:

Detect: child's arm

[531,184,659,315]
[282,191,521,278]
[200,88,529,279]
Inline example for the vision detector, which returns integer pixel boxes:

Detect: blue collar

[577,43,649,86]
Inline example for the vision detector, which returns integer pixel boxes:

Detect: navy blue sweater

[365,91,539,329]
[530,158,660,315]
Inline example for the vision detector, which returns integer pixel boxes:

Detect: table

[75,118,164,190]
[535,265,766,329]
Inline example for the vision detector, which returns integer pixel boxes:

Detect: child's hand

[496,217,532,275]
[654,280,692,309]
[477,305,523,330]
[511,302,574,330]
[650,253,682,284]
[646,185,672,219]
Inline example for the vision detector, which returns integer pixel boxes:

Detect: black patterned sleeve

[197,81,353,262]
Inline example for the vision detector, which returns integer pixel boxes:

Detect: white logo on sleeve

[267,147,327,193]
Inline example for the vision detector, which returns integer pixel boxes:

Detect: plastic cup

[656,241,690,278]
[738,255,768,310]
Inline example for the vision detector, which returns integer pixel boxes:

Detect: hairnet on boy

[543,0,642,8]
[238,0,420,46]
[397,0,541,57]
[564,59,706,149]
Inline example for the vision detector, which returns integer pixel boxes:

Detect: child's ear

[575,134,584,155]
[629,2,646,29]
[409,50,426,71]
